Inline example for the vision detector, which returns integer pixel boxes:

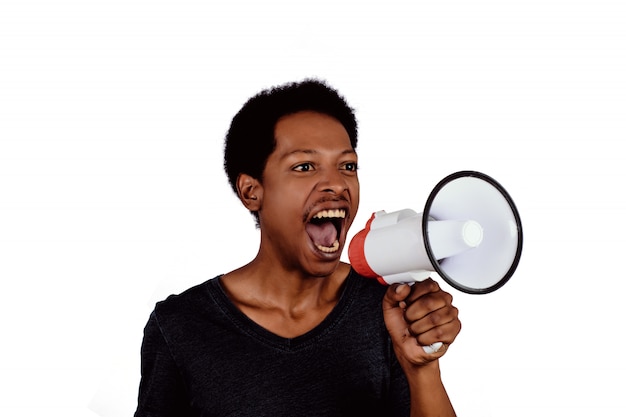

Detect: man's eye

[343,162,358,172]
[294,163,313,172]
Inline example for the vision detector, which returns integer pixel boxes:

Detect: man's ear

[236,173,263,212]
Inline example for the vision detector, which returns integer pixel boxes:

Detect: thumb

[382,283,411,309]
[382,284,411,339]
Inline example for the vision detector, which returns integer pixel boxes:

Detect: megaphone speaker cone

[423,171,523,294]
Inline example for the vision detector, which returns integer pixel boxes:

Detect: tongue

[305,221,338,247]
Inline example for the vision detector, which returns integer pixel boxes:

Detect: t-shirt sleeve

[134,311,194,417]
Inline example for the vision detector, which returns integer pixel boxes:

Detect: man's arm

[383,280,461,417]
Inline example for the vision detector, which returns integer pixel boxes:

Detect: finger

[414,318,462,347]
[407,304,460,337]
[404,290,454,322]
[404,278,441,304]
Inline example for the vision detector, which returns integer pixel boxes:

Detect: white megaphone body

[349,171,523,295]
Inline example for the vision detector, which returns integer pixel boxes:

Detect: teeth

[312,209,346,220]
[316,240,340,253]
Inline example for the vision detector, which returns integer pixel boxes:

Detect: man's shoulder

[153,275,221,319]
[349,269,388,296]
[341,269,391,320]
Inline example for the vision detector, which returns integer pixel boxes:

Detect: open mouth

[305,209,346,254]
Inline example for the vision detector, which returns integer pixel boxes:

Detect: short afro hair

[223,79,358,197]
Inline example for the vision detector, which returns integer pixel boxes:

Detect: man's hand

[382,278,461,367]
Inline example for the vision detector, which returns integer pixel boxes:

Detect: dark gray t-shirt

[134,270,410,417]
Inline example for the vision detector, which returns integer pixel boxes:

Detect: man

[135,79,461,416]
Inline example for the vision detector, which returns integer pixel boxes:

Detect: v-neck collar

[207,270,359,351]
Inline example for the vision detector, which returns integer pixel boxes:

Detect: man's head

[224,79,358,225]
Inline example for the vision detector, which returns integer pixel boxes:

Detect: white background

[1,0,625,416]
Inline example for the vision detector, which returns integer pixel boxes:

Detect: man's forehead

[270,145,357,165]
[274,112,353,147]
[281,148,357,157]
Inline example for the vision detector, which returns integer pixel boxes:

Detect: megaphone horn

[348,171,523,295]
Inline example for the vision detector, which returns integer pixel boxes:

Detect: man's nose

[318,168,348,194]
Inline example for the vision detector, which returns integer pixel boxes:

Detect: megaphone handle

[422,342,443,354]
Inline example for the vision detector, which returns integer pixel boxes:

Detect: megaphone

[349,171,523,295]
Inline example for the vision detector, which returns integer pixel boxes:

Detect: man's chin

[306,253,346,278]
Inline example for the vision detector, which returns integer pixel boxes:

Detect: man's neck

[220,261,351,338]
